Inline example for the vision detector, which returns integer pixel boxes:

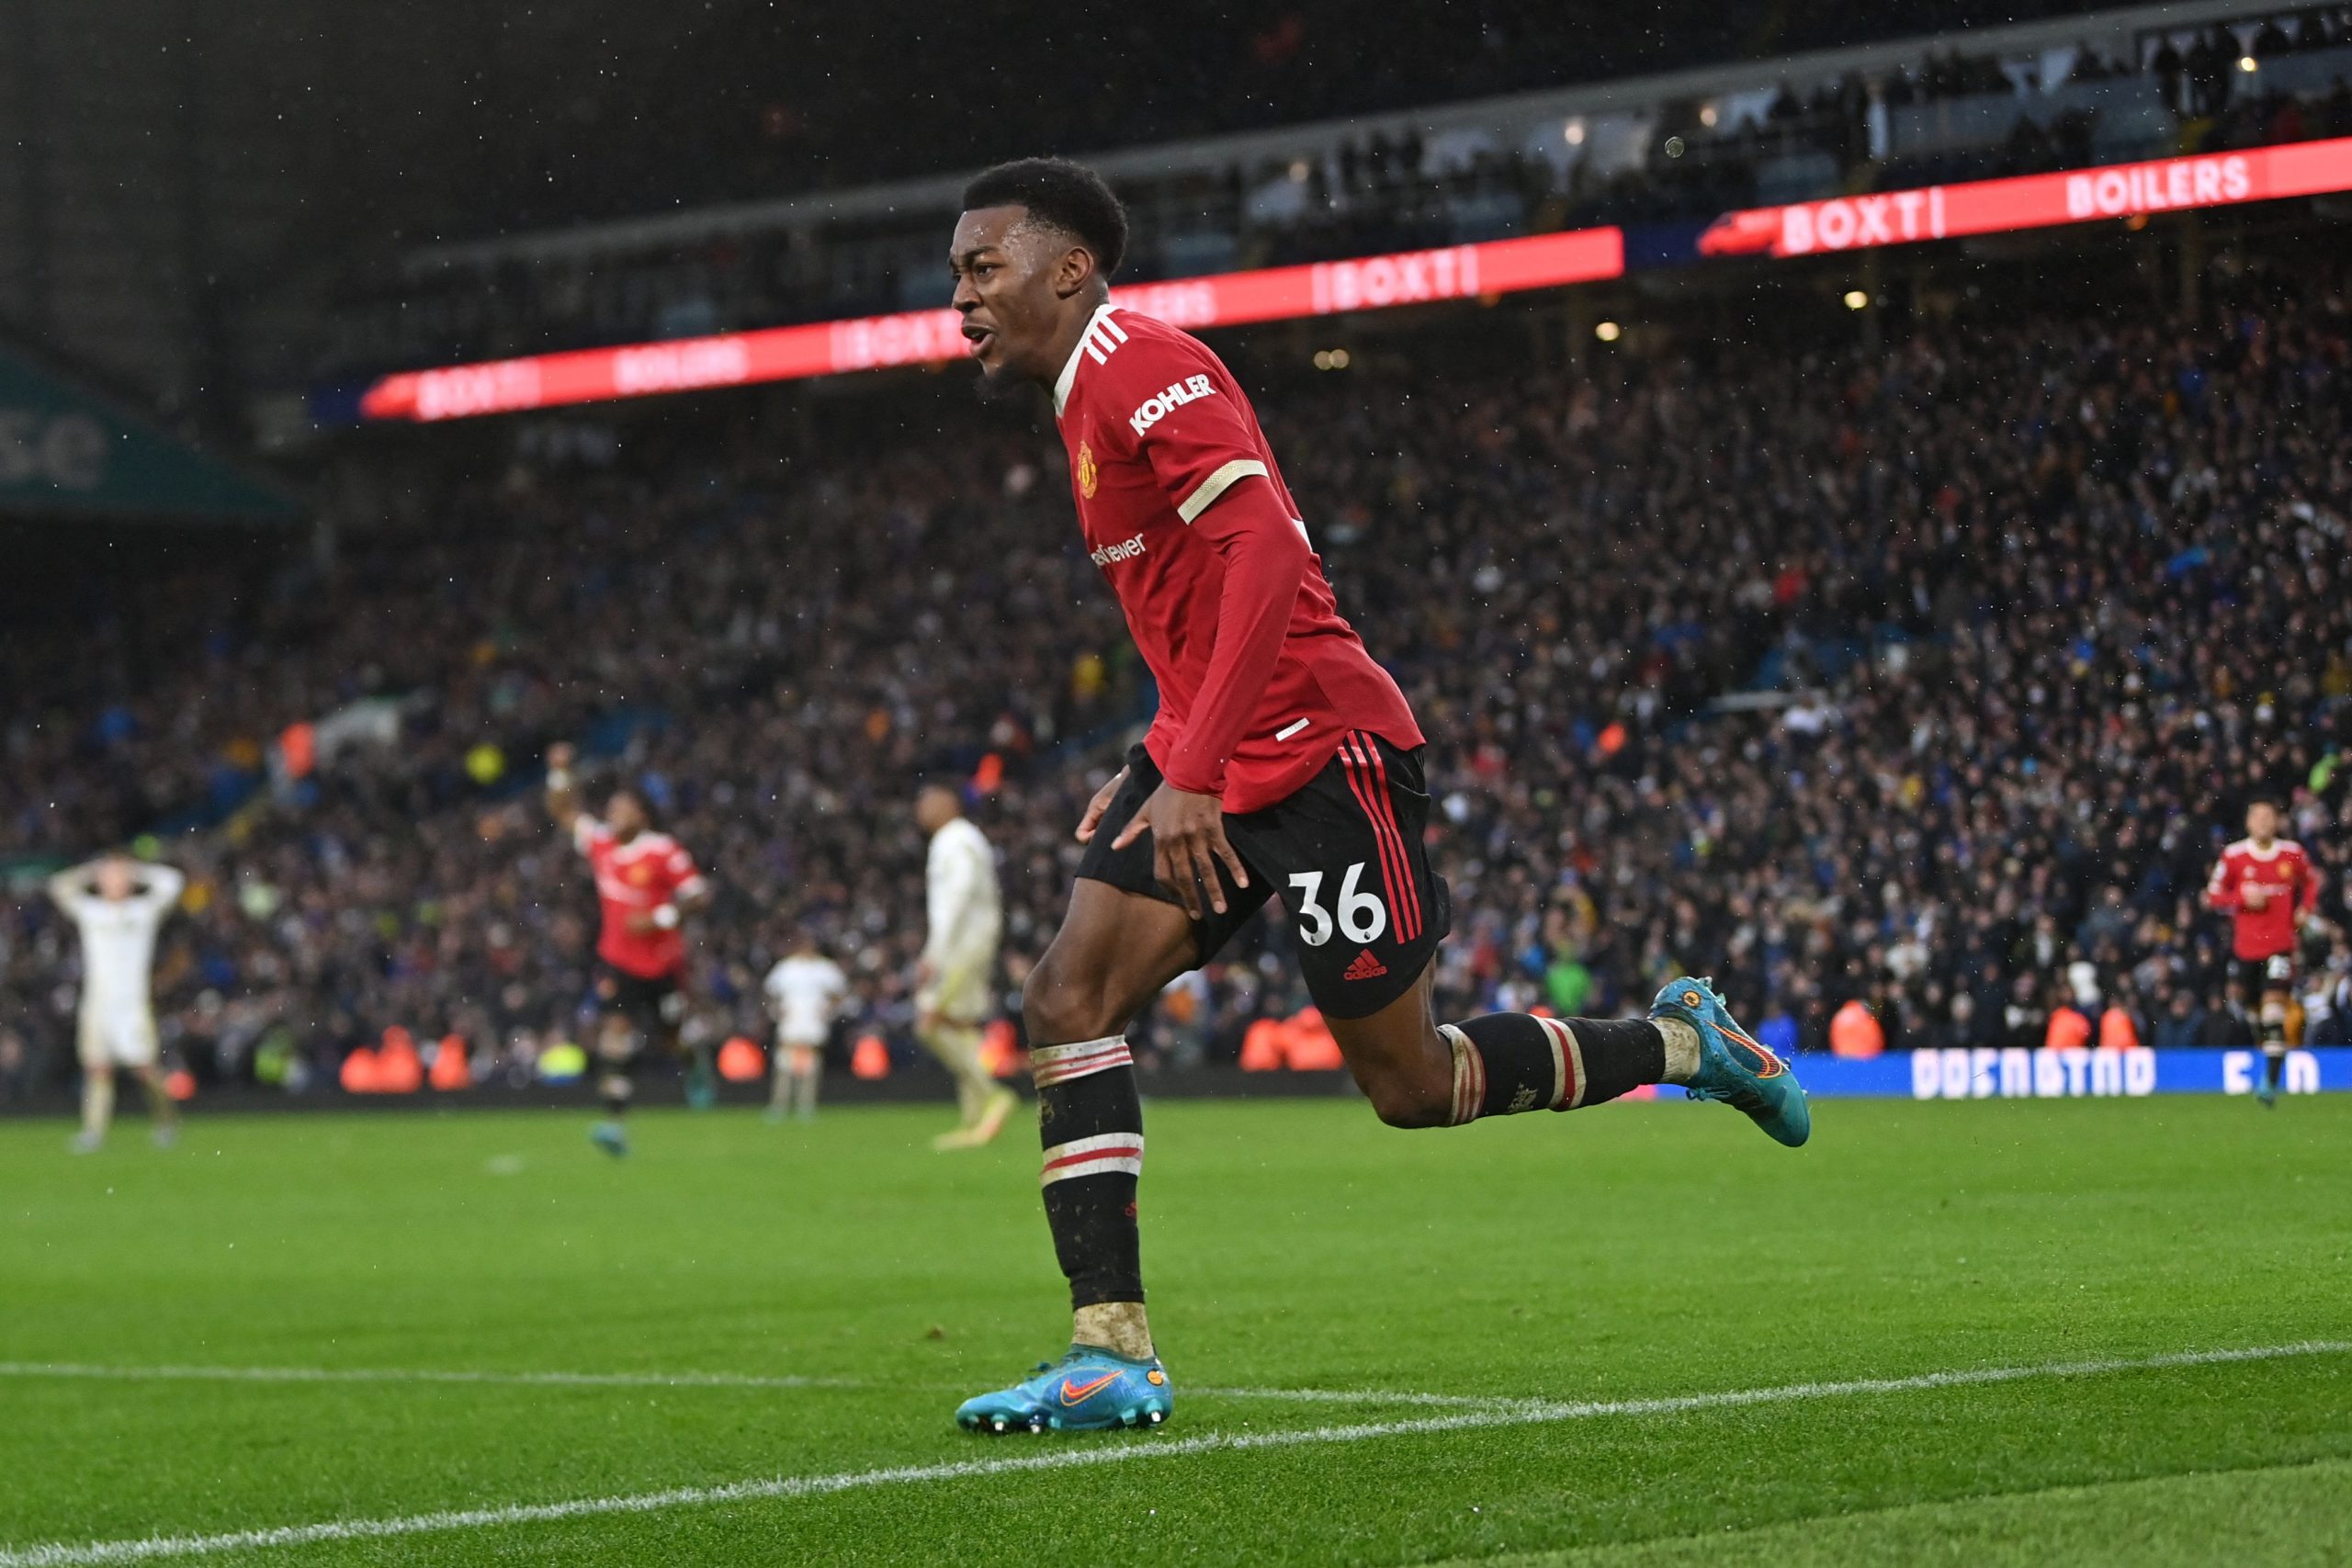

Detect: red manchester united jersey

[1053,304,1420,812]
[2206,836,2316,960]
[574,817,705,979]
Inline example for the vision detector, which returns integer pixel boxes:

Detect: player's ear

[1052,243,1097,301]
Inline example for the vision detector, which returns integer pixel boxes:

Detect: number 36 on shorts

[1288,863,1386,946]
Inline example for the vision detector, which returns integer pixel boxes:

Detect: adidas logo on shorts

[1342,949,1388,981]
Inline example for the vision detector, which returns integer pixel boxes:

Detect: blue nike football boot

[955,1347,1173,1434]
[1651,976,1811,1147]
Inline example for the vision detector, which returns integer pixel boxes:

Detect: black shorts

[1076,734,1450,1019]
[595,963,684,1050]
[2235,953,2297,994]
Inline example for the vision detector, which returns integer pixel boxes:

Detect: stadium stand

[322,5,2352,381]
[5,260,2349,1097]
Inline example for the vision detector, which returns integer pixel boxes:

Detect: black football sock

[1033,1036,1145,1310]
[2263,1044,2287,1089]
[1442,1014,1668,1123]
[599,1074,633,1118]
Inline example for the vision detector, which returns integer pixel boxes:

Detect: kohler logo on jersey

[1090,533,1147,567]
[1128,376,1216,435]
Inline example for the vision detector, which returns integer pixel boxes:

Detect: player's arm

[1157,476,1311,798]
[2205,852,2242,912]
[544,741,586,840]
[1105,352,1302,915]
[44,861,97,914]
[141,863,187,910]
[652,847,711,934]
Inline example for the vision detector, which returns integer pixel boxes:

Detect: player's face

[949,206,1084,387]
[2247,803,2278,842]
[605,791,647,838]
[914,785,956,833]
[95,856,134,900]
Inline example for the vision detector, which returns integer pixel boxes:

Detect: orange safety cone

[375,1028,424,1093]
[980,1019,1020,1078]
[717,1035,765,1082]
[429,1032,473,1090]
[850,1032,891,1079]
[339,1046,381,1093]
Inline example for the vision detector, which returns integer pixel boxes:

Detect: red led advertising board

[358,228,1625,421]
[1699,135,2352,257]
[358,137,2352,421]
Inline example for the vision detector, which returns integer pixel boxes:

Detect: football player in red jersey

[2206,797,2323,1105]
[546,741,711,1156]
[942,160,1811,1437]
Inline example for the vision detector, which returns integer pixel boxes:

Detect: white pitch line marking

[1,1340,2341,1567]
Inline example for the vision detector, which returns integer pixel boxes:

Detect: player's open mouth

[963,324,994,360]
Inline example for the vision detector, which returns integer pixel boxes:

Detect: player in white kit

[915,784,1018,1150]
[763,934,850,1122]
[46,853,185,1153]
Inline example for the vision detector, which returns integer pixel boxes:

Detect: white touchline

[0,1341,2341,1567]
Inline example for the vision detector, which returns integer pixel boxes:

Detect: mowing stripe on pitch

[0,1363,856,1392]
[1,1341,2341,1567]
[0,1364,1477,1406]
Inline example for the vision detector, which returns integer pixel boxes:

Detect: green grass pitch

[1,1094,2347,1565]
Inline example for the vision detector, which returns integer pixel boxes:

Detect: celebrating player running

[546,741,711,1156]
[943,159,1812,1436]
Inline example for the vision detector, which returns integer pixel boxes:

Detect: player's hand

[1074,768,1127,843]
[1111,782,1249,920]
[548,741,576,771]
[623,911,656,935]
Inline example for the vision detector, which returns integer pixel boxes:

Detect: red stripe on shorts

[1338,734,1413,942]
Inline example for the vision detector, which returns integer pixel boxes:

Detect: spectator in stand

[1829,998,1885,1059]
[2045,992,2094,1054]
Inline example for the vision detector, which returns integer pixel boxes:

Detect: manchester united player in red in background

[943,160,1810,1437]
[2207,797,2322,1105]
[546,741,711,1156]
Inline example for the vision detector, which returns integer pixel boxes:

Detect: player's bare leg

[2257,980,2293,1105]
[1326,964,1805,1145]
[1325,964,1693,1127]
[921,1012,1016,1150]
[768,1045,820,1122]
[590,1015,636,1156]
[956,880,1192,1432]
[1022,879,1196,1354]
[132,1063,179,1148]
[782,1046,821,1120]
[74,1064,114,1154]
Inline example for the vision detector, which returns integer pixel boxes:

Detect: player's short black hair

[2246,795,2279,813]
[961,158,1128,277]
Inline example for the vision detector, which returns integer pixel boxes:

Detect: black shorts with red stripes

[2234,953,2298,995]
[1075,734,1451,1019]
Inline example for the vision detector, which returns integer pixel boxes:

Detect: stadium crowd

[6,270,2352,1097]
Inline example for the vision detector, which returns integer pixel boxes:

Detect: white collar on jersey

[1052,302,1122,418]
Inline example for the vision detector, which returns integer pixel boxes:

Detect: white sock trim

[1031,1035,1133,1088]
[1040,1133,1144,1187]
